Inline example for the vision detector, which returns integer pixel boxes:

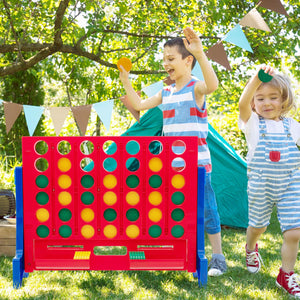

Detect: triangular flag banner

[0,99,3,105]
[192,62,204,81]
[48,107,70,135]
[223,24,253,53]
[120,93,141,122]
[71,105,92,136]
[258,0,288,16]
[23,105,45,136]
[93,100,114,131]
[206,42,232,71]
[3,102,23,134]
[239,8,271,32]
[142,81,164,98]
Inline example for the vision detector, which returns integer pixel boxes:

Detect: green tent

[122,107,248,229]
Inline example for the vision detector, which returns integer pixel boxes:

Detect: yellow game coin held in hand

[36,208,49,222]
[103,225,117,239]
[117,57,132,72]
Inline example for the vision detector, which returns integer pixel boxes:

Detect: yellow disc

[126,191,140,206]
[103,191,117,206]
[58,174,72,189]
[57,157,71,172]
[171,174,185,189]
[148,208,162,222]
[117,57,132,72]
[81,225,95,239]
[126,225,140,239]
[81,208,95,222]
[36,208,49,222]
[103,174,117,189]
[103,224,117,239]
[148,191,162,206]
[148,157,163,172]
[58,191,72,206]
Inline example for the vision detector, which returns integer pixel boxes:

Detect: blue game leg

[196,167,208,287]
[13,167,28,289]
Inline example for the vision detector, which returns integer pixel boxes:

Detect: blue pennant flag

[192,62,204,81]
[23,105,45,136]
[223,24,253,53]
[93,100,114,131]
[142,81,164,97]
[0,99,3,105]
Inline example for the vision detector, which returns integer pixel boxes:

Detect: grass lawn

[0,208,296,299]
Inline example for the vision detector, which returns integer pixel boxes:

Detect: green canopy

[122,107,248,229]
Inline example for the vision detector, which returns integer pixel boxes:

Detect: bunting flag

[142,81,164,97]
[23,105,45,136]
[239,8,271,32]
[258,0,289,16]
[48,106,70,135]
[3,102,23,134]
[93,100,114,131]
[223,24,253,53]
[0,99,3,105]
[192,62,204,81]
[71,105,92,136]
[206,42,232,71]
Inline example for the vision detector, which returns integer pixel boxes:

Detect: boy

[119,27,227,276]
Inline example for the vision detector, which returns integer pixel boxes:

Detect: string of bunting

[0,0,288,136]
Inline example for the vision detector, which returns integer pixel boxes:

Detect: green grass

[0,209,296,299]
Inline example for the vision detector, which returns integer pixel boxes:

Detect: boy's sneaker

[246,243,263,273]
[276,268,300,298]
[208,255,227,276]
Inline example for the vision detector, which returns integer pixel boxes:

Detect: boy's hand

[183,27,203,55]
[119,65,130,84]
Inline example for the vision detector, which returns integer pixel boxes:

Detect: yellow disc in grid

[36,208,49,222]
[81,208,95,222]
[126,225,140,239]
[171,174,185,189]
[81,225,95,239]
[148,191,162,206]
[126,191,140,206]
[58,174,72,189]
[148,208,162,222]
[103,174,117,189]
[58,191,72,206]
[57,157,71,172]
[103,225,117,239]
[103,191,117,206]
[148,157,163,172]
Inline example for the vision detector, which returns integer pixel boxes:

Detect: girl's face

[253,84,283,121]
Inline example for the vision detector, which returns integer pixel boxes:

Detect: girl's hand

[259,65,275,76]
[182,27,203,55]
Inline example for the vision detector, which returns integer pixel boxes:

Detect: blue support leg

[13,167,28,289]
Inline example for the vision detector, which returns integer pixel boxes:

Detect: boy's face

[163,46,192,80]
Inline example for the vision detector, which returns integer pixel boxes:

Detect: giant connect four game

[13,136,207,288]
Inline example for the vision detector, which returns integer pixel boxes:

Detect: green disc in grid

[171,225,184,238]
[171,191,185,205]
[103,208,117,222]
[36,175,49,188]
[81,175,94,188]
[81,191,94,205]
[36,192,49,205]
[148,225,162,238]
[171,208,184,222]
[126,175,140,188]
[126,208,140,222]
[149,175,162,188]
[59,208,72,222]
[59,225,72,238]
[36,225,49,238]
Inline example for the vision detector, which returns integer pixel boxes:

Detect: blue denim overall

[247,117,300,232]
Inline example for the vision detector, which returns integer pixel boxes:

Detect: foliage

[0,208,295,299]
[0,156,20,190]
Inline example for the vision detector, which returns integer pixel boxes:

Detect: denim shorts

[204,173,221,234]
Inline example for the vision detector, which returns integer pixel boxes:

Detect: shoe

[276,268,300,298]
[208,256,227,276]
[246,243,263,273]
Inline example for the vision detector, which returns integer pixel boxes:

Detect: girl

[239,65,300,297]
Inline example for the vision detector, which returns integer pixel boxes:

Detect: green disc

[36,192,49,205]
[171,225,184,238]
[171,192,185,205]
[81,175,94,188]
[103,208,117,222]
[126,175,140,188]
[81,191,94,205]
[59,225,72,238]
[36,225,49,238]
[35,175,49,188]
[148,225,162,238]
[126,208,140,221]
[258,69,273,82]
[59,208,72,222]
[171,208,184,222]
[149,175,162,188]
